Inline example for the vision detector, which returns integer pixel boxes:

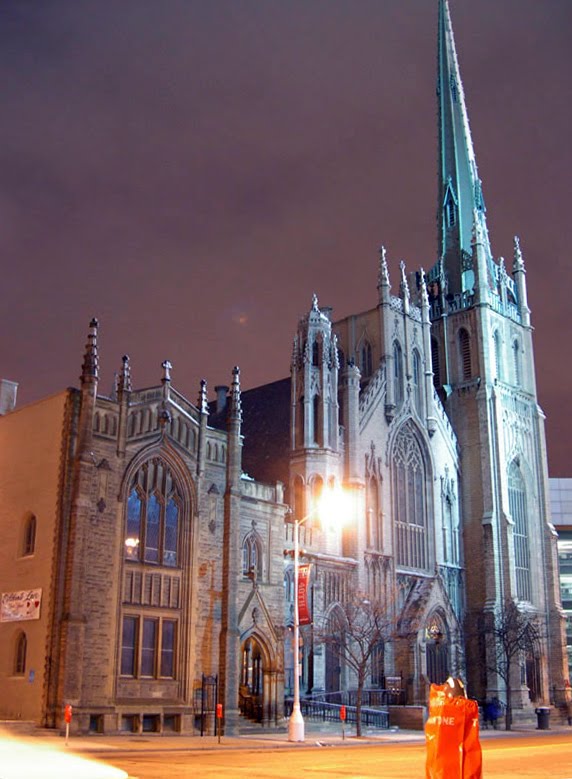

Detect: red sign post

[64,704,72,745]
[216,703,223,743]
[340,704,346,740]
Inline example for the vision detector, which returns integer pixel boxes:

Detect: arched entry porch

[239,633,280,725]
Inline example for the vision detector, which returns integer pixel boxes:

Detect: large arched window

[14,632,27,675]
[393,424,428,570]
[508,461,531,601]
[124,458,182,567]
[459,328,471,381]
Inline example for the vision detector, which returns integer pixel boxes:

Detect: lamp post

[288,511,305,742]
[287,486,351,743]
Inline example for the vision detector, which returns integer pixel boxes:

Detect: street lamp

[288,486,352,743]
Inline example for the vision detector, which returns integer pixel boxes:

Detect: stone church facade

[0,0,567,734]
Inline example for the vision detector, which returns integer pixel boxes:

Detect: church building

[0,0,567,734]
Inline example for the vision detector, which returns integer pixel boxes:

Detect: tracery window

[242,532,263,578]
[508,462,532,601]
[393,424,428,570]
[124,459,182,567]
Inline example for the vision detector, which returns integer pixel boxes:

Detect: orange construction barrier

[425,679,482,779]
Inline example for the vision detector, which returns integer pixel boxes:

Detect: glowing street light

[288,485,352,743]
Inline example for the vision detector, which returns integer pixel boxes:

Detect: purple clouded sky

[0,0,570,475]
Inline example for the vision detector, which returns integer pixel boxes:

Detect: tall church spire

[437,0,490,295]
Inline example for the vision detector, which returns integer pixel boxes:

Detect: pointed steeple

[437,0,491,295]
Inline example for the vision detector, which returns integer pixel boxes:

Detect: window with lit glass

[124,459,181,567]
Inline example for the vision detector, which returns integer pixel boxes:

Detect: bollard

[216,703,223,743]
[64,704,73,746]
[340,705,346,740]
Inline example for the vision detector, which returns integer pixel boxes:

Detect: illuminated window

[124,459,182,567]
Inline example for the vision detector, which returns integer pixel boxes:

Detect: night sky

[0,1,570,475]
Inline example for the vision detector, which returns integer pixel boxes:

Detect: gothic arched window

[393,424,428,570]
[312,339,320,367]
[293,475,305,521]
[459,328,471,381]
[242,532,263,578]
[508,461,532,601]
[124,459,182,567]
[493,330,502,381]
[513,339,521,386]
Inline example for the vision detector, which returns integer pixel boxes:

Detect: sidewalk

[26,719,572,756]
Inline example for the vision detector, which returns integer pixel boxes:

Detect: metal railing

[285,692,392,730]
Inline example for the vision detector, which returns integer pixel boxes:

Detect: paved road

[89,732,572,779]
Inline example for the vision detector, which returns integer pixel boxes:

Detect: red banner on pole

[297,564,312,625]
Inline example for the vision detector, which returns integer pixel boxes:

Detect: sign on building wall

[0,588,42,622]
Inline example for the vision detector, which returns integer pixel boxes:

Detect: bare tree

[480,598,542,730]
[316,594,395,737]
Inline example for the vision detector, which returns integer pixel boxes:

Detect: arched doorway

[240,637,264,722]
[425,614,449,685]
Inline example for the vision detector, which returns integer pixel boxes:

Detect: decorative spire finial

[161,360,172,384]
[81,318,99,385]
[378,246,390,288]
[513,235,525,272]
[118,354,132,395]
[419,268,429,308]
[198,379,208,414]
[230,366,242,421]
[311,293,319,312]
[399,260,410,302]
